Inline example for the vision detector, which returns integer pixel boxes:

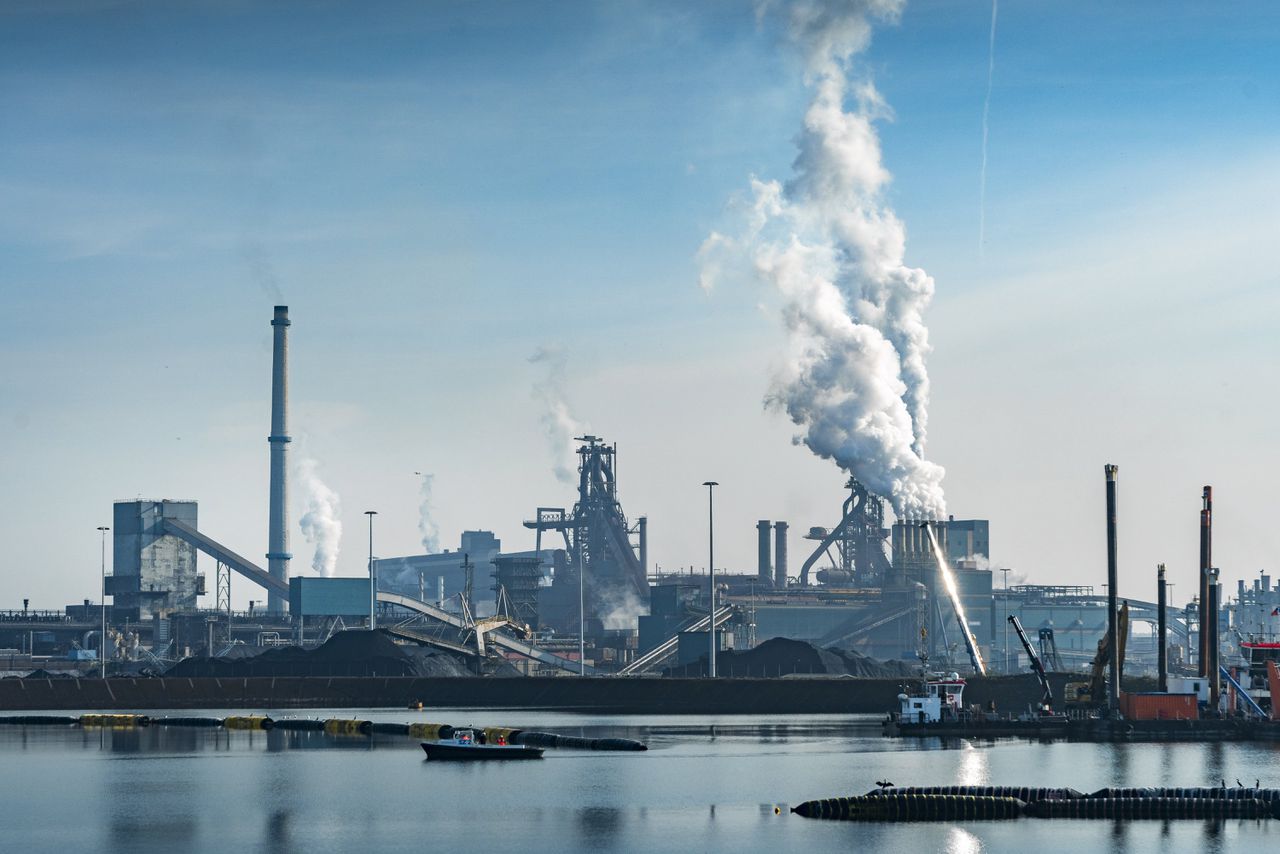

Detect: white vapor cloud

[529,345,586,485]
[700,0,946,518]
[297,455,342,576]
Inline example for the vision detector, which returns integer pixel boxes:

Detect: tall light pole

[703,481,719,678]
[365,511,378,630]
[577,540,586,677]
[1001,567,1011,673]
[97,526,109,677]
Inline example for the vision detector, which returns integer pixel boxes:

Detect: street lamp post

[97,526,109,677]
[1001,567,1011,673]
[365,511,378,630]
[578,540,585,677]
[703,481,719,678]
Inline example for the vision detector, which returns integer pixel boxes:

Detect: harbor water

[3,710,1280,853]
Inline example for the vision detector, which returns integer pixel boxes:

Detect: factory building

[375,531,565,619]
[944,519,989,567]
[109,500,202,620]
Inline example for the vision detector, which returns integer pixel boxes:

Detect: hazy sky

[1,1,1277,610]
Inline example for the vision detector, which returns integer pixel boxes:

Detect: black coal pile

[663,636,917,678]
[166,630,477,678]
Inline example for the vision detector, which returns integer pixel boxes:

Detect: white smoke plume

[297,456,342,576]
[529,345,585,485]
[595,584,648,632]
[417,473,441,555]
[699,0,946,518]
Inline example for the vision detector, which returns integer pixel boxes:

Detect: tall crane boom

[1007,614,1053,712]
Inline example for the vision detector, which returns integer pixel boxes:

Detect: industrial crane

[1007,615,1054,714]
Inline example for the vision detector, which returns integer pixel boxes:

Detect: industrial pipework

[1199,486,1212,677]
[1207,566,1221,707]
[1104,464,1119,714]
[266,306,292,613]
[1157,564,1168,693]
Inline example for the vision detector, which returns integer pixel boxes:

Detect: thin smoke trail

[979,0,998,258]
[529,346,585,485]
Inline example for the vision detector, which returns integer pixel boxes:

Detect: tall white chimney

[267,305,291,612]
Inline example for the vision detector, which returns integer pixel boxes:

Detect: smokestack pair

[755,521,789,588]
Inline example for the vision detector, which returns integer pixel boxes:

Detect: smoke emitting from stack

[297,455,342,577]
[417,473,441,555]
[529,345,586,485]
[698,0,945,519]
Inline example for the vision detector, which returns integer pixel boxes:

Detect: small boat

[421,728,544,761]
[883,672,1069,738]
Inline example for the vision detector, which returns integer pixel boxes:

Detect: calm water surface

[3,709,1280,853]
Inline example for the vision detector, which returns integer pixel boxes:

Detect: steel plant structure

[526,436,649,634]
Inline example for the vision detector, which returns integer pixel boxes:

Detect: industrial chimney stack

[774,521,788,588]
[757,520,772,586]
[266,306,292,612]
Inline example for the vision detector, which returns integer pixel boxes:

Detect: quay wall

[0,673,1072,713]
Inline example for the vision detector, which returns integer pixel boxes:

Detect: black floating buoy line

[789,785,1280,822]
[0,715,648,751]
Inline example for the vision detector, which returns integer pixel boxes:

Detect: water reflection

[1203,741,1226,788]
[1108,742,1130,786]
[5,715,1280,853]
[945,826,983,854]
[109,816,197,851]
[576,806,624,848]
[265,809,292,854]
[956,742,988,786]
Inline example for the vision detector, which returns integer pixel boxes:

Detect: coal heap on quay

[663,637,918,678]
[166,630,494,678]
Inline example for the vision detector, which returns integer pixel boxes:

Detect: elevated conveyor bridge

[377,592,593,675]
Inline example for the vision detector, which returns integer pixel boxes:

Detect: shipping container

[1119,692,1198,721]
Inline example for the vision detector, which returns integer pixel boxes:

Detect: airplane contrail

[979,0,998,259]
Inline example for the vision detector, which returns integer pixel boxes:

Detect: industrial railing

[0,611,73,623]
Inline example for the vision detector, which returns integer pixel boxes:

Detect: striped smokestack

[267,306,292,612]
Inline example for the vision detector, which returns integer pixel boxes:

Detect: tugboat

[883,616,1070,738]
[886,672,968,728]
[421,728,544,761]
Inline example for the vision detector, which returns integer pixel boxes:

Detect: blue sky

[1,1,1278,609]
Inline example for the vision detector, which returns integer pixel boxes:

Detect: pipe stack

[1104,465,1120,713]
[773,522,788,588]
[266,305,292,613]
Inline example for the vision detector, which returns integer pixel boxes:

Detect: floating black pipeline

[271,718,326,731]
[1087,786,1280,802]
[149,717,223,728]
[868,786,1082,803]
[0,715,80,726]
[792,795,1025,821]
[513,731,647,751]
[1028,797,1273,820]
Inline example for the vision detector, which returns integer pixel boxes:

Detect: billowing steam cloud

[417,473,441,555]
[529,346,585,484]
[297,456,342,576]
[699,0,945,518]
